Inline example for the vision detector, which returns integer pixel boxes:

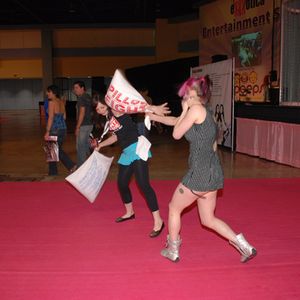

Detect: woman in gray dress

[148,75,257,263]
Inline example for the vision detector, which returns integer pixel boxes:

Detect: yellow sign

[199,0,273,101]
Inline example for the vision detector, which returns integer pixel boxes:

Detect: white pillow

[66,151,114,203]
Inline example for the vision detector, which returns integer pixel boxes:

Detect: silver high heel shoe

[161,235,182,262]
[230,233,257,263]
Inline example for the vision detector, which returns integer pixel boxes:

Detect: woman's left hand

[145,112,154,120]
[148,103,171,116]
[44,132,49,141]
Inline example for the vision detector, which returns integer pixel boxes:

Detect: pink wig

[178,75,212,100]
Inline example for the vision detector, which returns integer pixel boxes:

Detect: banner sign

[191,59,234,149]
[199,0,273,101]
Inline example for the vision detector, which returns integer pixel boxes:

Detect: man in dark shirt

[73,81,93,167]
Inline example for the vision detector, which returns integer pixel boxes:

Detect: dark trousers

[48,129,75,175]
[117,159,159,212]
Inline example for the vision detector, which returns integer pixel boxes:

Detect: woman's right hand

[95,141,102,152]
[44,132,50,141]
[90,138,98,149]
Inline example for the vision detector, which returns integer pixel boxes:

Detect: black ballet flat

[115,214,135,223]
[149,222,165,238]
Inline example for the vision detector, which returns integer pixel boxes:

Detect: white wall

[0,79,43,110]
[0,78,93,110]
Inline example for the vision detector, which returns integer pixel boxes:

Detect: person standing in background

[73,81,93,167]
[44,85,76,175]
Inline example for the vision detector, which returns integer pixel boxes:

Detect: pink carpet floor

[0,178,299,299]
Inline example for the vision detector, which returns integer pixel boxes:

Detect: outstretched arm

[147,113,178,126]
[146,100,189,129]
[75,106,85,136]
[44,101,54,140]
[147,103,171,116]
[96,134,118,151]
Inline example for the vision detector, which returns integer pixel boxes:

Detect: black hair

[47,85,60,98]
[92,92,106,107]
[73,81,86,90]
[91,93,112,135]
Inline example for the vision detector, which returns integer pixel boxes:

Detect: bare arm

[173,105,205,140]
[147,103,170,116]
[96,134,118,151]
[75,106,85,136]
[61,101,67,120]
[148,113,178,126]
[44,101,54,140]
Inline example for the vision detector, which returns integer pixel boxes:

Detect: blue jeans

[76,125,93,167]
[48,129,75,175]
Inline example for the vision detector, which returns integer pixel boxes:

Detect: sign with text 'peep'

[105,69,148,113]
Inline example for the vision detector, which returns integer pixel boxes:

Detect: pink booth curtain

[236,118,300,168]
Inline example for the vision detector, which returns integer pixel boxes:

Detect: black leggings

[117,160,159,212]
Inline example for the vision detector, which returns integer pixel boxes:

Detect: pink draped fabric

[236,117,300,168]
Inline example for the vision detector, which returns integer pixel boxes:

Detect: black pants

[117,160,159,212]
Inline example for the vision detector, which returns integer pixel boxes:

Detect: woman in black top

[92,93,169,238]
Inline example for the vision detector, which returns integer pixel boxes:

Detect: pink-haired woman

[148,75,257,263]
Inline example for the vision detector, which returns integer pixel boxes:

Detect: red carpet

[0,178,299,299]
